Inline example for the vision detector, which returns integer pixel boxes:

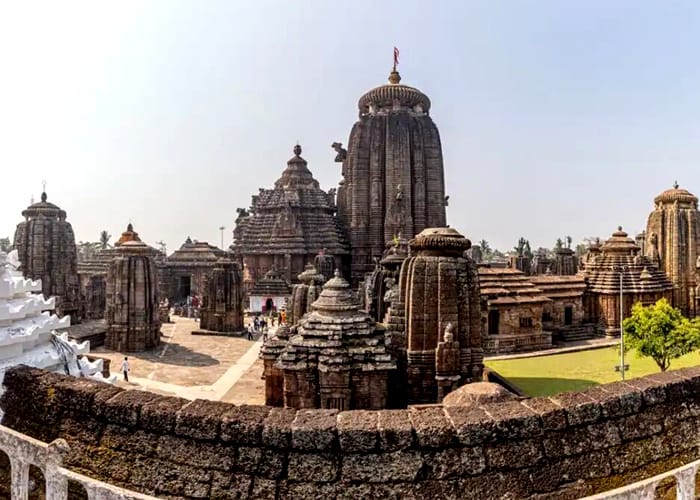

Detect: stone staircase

[552,323,600,343]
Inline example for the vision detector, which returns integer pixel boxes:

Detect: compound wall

[2,365,700,499]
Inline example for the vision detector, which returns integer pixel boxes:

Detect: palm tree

[99,230,112,250]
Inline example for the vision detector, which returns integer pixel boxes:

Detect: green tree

[622,298,700,371]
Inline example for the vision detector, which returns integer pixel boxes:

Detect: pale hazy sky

[2,1,700,254]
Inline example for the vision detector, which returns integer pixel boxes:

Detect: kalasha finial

[334,268,341,278]
[127,222,134,232]
[293,144,302,156]
[674,180,679,189]
[389,46,401,84]
[618,225,623,231]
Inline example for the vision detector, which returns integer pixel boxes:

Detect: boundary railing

[0,424,156,500]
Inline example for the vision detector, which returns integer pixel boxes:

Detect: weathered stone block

[101,425,159,457]
[210,471,252,499]
[624,376,667,406]
[220,404,271,446]
[258,449,287,479]
[287,452,338,482]
[543,421,620,458]
[482,400,542,440]
[486,438,542,469]
[615,405,665,441]
[262,407,297,448]
[586,382,642,418]
[550,392,601,426]
[377,409,414,451]
[424,447,486,478]
[409,406,454,448]
[249,478,277,500]
[175,399,229,440]
[236,446,262,474]
[608,434,668,473]
[443,406,495,445]
[341,451,424,482]
[101,390,161,427]
[337,410,378,453]
[139,395,189,433]
[522,397,567,431]
[291,409,337,451]
[156,434,235,470]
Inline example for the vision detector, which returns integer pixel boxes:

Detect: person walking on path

[247,325,254,341]
[121,357,130,382]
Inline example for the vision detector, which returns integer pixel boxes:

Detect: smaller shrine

[163,237,228,304]
[104,228,161,352]
[248,269,291,314]
[363,238,408,324]
[275,270,396,410]
[13,190,81,320]
[198,257,244,333]
[287,263,326,326]
[581,227,674,336]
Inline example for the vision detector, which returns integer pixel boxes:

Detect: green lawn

[485,347,700,397]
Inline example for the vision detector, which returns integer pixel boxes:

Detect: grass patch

[485,346,700,397]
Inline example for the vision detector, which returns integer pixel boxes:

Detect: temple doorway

[564,306,573,326]
[179,276,191,301]
[265,297,274,313]
[488,310,500,335]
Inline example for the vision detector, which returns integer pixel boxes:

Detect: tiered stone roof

[478,267,551,306]
[582,227,673,294]
[248,269,292,297]
[232,145,349,257]
[167,238,227,266]
[276,271,395,373]
[530,274,587,300]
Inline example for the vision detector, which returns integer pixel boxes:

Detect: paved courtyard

[93,316,265,404]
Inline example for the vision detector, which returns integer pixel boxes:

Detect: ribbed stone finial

[674,180,679,189]
[293,144,302,156]
[127,222,133,232]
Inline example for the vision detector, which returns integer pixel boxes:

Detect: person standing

[121,357,130,382]
[247,324,253,341]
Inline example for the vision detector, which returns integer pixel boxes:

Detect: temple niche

[364,239,408,324]
[392,228,483,405]
[646,183,700,316]
[13,191,81,321]
[581,227,673,336]
[336,69,447,285]
[275,270,396,410]
[232,144,349,289]
[248,268,292,314]
[104,225,161,352]
[198,257,244,333]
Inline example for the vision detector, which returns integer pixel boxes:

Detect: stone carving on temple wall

[331,142,347,163]
[435,323,461,402]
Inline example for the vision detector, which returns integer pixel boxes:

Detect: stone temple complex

[645,183,700,316]
[335,69,447,284]
[13,191,81,321]
[163,237,228,303]
[232,144,349,287]
[274,270,396,410]
[104,228,161,352]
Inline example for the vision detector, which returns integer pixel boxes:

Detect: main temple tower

[646,183,700,316]
[335,65,447,284]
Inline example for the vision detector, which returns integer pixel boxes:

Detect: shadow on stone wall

[2,365,700,499]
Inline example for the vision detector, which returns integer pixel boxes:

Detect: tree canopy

[622,298,700,371]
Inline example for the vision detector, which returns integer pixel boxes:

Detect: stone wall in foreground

[2,365,700,499]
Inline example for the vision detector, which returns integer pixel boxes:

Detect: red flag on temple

[393,47,399,68]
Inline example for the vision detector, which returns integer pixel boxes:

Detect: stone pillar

[199,257,244,333]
